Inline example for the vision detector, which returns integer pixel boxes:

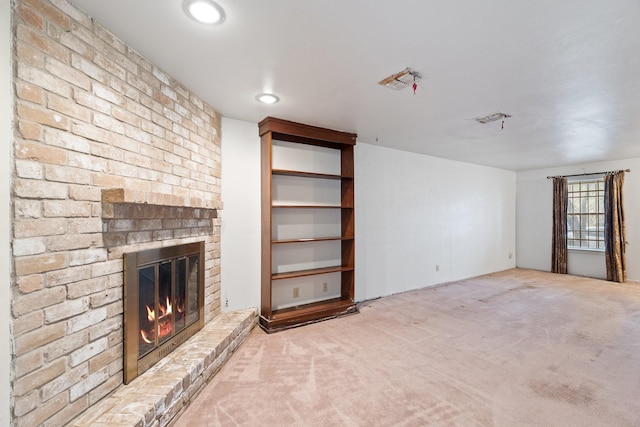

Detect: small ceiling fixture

[474,112,511,124]
[183,0,226,25]
[378,67,423,91]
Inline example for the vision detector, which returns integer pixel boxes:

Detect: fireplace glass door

[124,242,204,383]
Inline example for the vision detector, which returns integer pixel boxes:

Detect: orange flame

[141,296,176,344]
[146,305,155,321]
[159,296,172,317]
[140,329,153,344]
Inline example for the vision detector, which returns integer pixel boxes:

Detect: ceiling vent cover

[378,67,422,90]
[474,112,511,124]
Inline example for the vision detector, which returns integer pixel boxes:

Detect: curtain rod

[546,169,631,179]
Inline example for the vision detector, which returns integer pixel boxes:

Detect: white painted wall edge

[220,118,261,312]
[1,0,12,424]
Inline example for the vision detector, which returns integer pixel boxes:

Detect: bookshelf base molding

[259,299,358,333]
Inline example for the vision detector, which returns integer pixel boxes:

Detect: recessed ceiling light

[183,0,225,25]
[255,93,280,104]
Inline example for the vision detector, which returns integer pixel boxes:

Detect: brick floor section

[69,308,257,427]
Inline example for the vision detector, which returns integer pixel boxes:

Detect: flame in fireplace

[141,297,186,345]
[144,297,172,322]
[140,329,154,344]
[146,305,155,321]
[159,296,172,317]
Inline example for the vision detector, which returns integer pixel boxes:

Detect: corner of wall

[1,0,13,425]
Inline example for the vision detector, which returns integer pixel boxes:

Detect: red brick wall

[11,0,223,425]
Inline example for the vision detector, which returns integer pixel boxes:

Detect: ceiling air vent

[378,67,422,90]
[474,112,511,124]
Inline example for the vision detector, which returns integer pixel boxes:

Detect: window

[567,178,605,250]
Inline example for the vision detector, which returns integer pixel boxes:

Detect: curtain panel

[604,171,626,283]
[551,177,568,274]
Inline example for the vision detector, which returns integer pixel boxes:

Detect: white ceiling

[68,0,640,171]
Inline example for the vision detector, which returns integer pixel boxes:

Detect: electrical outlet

[509,252,513,259]
[293,287,299,298]
[436,264,439,272]
[322,282,328,292]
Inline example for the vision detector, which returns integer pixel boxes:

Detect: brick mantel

[101,188,224,211]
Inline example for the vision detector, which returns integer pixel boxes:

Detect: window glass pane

[579,217,588,232]
[567,178,605,251]
[572,199,581,213]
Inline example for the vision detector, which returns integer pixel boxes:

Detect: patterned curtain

[551,177,568,274]
[604,171,626,283]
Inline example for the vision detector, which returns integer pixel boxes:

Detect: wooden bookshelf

[259,117,358,333]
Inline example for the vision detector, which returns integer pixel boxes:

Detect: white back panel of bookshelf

[272,208,341,240]
[272,139,340,175]
[272,175,341,206]
[272,240,341,274]
[271,271,341,310]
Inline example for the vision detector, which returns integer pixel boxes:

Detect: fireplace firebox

[123,242,204,383]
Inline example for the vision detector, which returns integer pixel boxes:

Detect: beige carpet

[173,269,640,426]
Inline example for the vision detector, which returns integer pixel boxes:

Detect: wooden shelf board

[272,205,353,209]
[272,169,342,180]
[272,265,353,280]
[272,236,353,244]
[272,204,342,209]
[259,298,358,333]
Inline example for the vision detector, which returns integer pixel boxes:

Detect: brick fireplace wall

[11,0,223,425]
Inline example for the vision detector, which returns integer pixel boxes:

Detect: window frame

[566,177,605,252]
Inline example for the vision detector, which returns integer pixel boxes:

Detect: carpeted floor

[173,268,640,426]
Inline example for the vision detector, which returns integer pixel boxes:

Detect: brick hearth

[70,308,257,427]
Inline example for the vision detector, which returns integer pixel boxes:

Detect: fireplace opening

[124,241,204,383]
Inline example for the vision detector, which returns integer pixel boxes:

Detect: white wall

[1,0,11,424]
[517,158,640,282]
[354,143,517,301]
[221,122,518,308]
[220,118,261,311]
